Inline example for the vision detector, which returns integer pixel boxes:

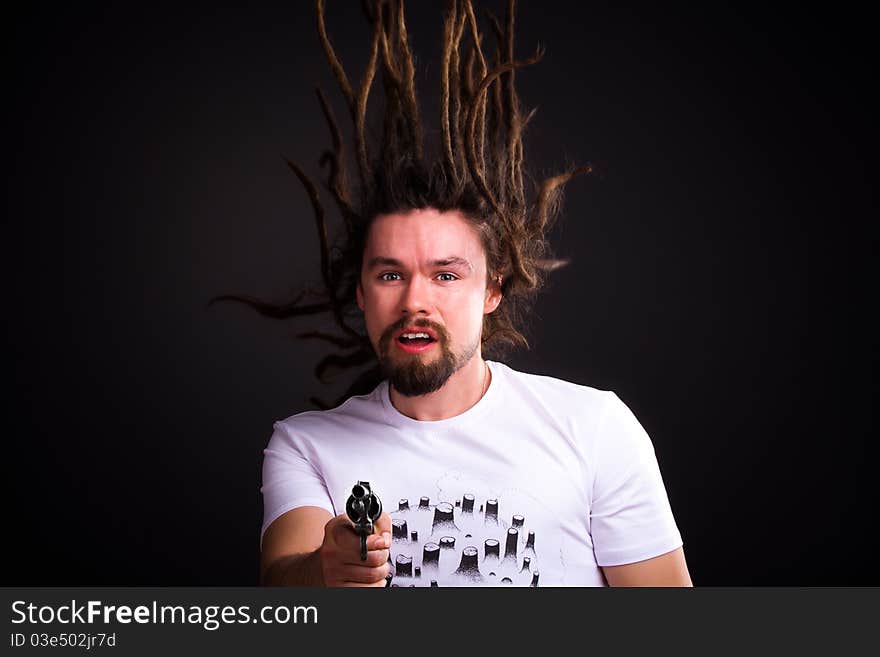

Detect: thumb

[374,511,392,542]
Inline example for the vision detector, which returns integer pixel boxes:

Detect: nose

[399,274,431,316]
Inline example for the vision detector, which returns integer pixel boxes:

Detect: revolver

[345,481,383,561]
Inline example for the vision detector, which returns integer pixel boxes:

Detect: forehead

[363,208,486,269]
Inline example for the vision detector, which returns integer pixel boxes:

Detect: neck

[389,353,490,422]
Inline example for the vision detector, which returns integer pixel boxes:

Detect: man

[234,0,690,586]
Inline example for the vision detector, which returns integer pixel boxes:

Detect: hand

[317,512,392,587]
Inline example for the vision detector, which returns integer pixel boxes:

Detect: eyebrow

[365,256,474,272]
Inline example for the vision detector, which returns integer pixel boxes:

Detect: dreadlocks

[211,0,591,408]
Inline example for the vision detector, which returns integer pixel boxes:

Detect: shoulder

[491,360,612,414]
[272,382,387,442]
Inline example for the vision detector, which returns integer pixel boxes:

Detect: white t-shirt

[261,360,683,586]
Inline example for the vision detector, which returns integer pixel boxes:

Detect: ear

[483,276,502,314]
[356,279,365,311]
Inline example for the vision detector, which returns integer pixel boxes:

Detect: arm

[601,546,693,587]
[590,393,688,585]
[260,506,332,586]
[260,505,393,587]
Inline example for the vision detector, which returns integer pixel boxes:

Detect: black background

[7,1,875,585]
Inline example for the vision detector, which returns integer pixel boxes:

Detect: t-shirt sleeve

[260,420,335,547]
[589,391,683,567]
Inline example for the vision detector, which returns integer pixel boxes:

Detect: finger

[330,517,389,559]
[342,548,389,568]
[340,564,390,584]
[342,579,388,588]
[374,512,392,536]
[365,531,390,551]
[335,524,388,555]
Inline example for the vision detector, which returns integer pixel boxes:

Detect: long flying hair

[211,0,591,408]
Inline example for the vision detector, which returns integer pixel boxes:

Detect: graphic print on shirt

[386,481,546,587]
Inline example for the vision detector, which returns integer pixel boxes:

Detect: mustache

[379,317,449,350]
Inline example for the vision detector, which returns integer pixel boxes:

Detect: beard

[377,317,478,397]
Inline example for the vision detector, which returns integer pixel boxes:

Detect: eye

[436,272,458,282]
[379,272,402,281]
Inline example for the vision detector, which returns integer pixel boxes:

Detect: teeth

[401,332,431,339]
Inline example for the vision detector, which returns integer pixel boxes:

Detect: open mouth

[395,330,438,353]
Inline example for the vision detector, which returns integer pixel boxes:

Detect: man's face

[356,208,502,396]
